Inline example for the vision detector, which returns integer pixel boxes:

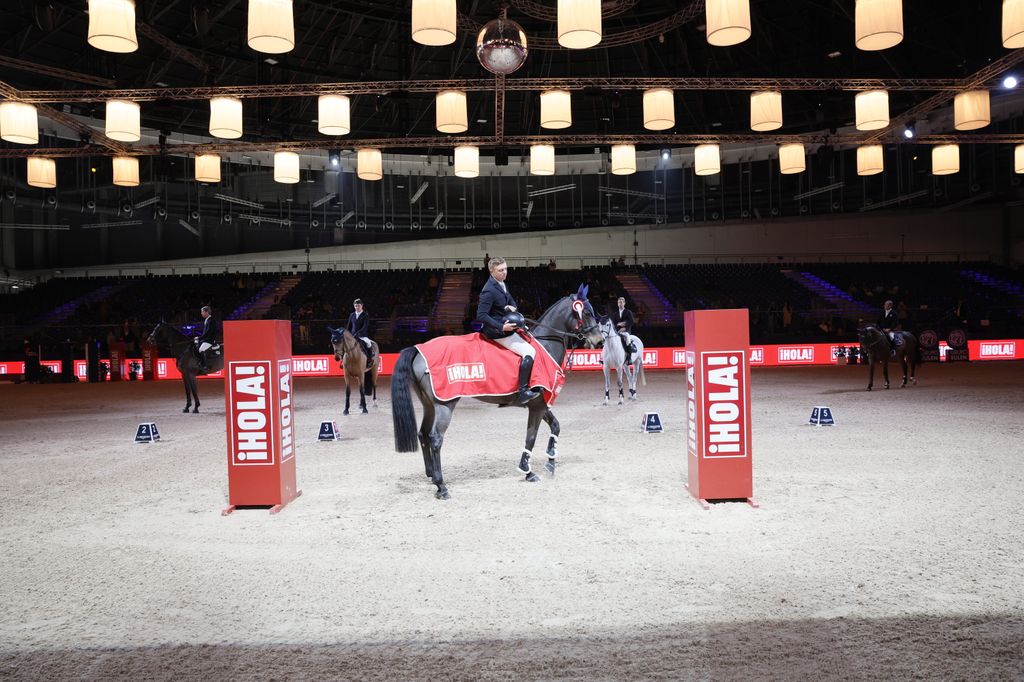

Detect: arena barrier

[1,338,1021,379]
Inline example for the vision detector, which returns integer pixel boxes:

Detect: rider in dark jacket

[609,296,635,357]
[345,299,374,365]
[476,257,539,405]
[195,305,218,372]
[879,300,899,341]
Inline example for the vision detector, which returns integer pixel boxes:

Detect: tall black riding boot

[621,334,631,358]
[516,355,541,405]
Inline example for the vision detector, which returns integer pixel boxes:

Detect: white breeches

[495,333,536,359]
[198,341,213,353]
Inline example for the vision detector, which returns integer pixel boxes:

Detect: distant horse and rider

[328,326,379,415]
[392,258,602,499]
[598,317,646,404]
[858,325,919,391]
[148,316,224,413]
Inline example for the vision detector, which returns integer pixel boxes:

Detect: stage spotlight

[661,148,671,161]
[329,149,341,167]
[1003,75,1019,89]
[902,125,915,139]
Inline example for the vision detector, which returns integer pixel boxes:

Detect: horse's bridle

[525,313,600,374]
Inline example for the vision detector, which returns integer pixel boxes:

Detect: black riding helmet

[502,311,527,329]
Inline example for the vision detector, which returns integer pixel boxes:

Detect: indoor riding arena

[2,1,1024,680]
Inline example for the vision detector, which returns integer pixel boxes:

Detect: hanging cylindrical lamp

[435,90,468,134]
[247,0,295,54]
[27,157,57,189]
[558,0,602,49]
[357,148,383,181]
[318,95,351,135]
[530,144,555,175]
[610,144,636,176]
[694,144,721,176]
[274,151,300,184]
[112,156,139,187]
[953,90,991,131]
[0,101,39,144]
[1005,0,1024,48]
[1016,144,1024,174]
[643,89,675,131]
[209,97,243,139]
[87,0,138,53]
[454,145,479,178]
[105,99,141,142]
[705,0,751,47]
[855,90,889,131]
[412,0,457,46]
[750,91,782,131]
[857,145,885,176]
[855,0,903,51]
[778,143,806,175]
[540,90,572,129]
[195,154,221,183]
[932,144,960,176]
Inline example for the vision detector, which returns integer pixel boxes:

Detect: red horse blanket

[416,332,566,405]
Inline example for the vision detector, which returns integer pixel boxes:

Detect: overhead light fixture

[195,152,222,182]
[527,184,576,198]
[1015,144,1024,174]
[902,124,915,139]
[209,97,243,139]
[855,90,889,131]
[263,57,279,65]
[311,193,336,208]
[695,144,721,176]
[793,181,845,200]
[87,0,138,53]
[328,149,341,167]
[436,90,468,134]
[476,17,529,75]
[558,0,602,49]
[1004,75,1019,89]
[530,144,555,175]
[318,95,351,135]
[856,145,884,176]
[778,143,806,175]
[27,157,56,189]
[357,148,383,181]
[454,145,479,178]
[81,219,144,229]
[105,99,140,142]
[705,0,751,47]
[750,91,782,131]
[643,89,675,131]
[932,144,960,176]
[610,144,636,175]
[953,90,991,131]
[274,151,300,184]
[0,101,39,145]
[661,148,671,161]
[213,193,264,209]
[410,181,430,204]
[540,90,572,129]
[412,0,457,46]
[112,156,139,187]
[827,50,842,58]
[855,0,903,51]
[247,0,294,53]
[1003,0,1024,48]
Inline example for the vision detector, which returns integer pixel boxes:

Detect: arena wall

[25,204,1021,279]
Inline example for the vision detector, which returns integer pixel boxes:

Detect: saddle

[415,332,565,405]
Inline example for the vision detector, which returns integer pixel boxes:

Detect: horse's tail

[391,347,420,453]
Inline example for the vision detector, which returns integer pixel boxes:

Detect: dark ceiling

[0,0,1022,269]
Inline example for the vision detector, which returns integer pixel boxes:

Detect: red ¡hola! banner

[1,339,1022,379]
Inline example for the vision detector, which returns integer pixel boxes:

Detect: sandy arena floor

[0,362,1022,681]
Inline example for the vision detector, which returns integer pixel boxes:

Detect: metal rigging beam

[6,133,1024,159]
[0,56,116,88]
[9,77,972,104]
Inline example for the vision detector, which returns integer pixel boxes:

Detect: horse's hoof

[193,408,199,414]
[525,472,541,483]
[884,384,890,390]
[182,408,190,413]
[361,408,368,414]
[545,459,556,475]
[435,489,450,500]
[866,386,872,391]
[343,409,349,416]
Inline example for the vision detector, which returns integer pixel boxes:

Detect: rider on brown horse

[346,298,374,366]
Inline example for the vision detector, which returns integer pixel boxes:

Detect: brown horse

[328,326,379,415]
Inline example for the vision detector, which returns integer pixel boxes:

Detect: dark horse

[391,286,603,499]
[148,321,224,413]
[858,325,918,391]
[327,326,379,415]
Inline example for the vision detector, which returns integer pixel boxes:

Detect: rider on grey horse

[609,296,636,359]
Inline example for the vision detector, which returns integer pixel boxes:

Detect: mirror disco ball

[476,18,528,75]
